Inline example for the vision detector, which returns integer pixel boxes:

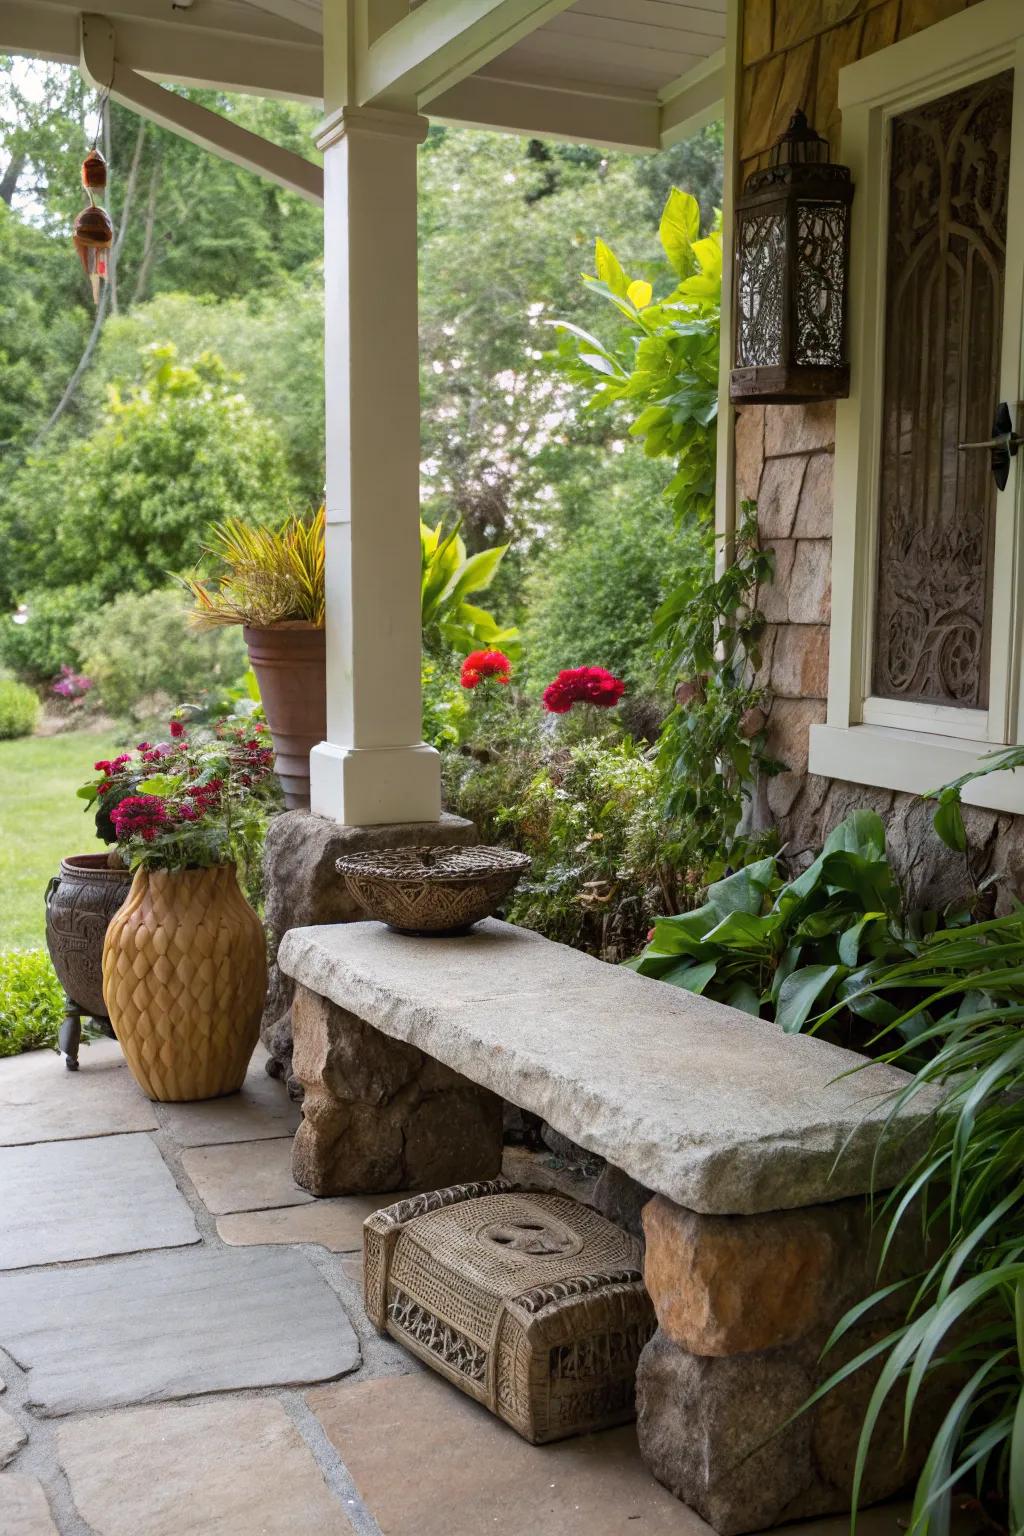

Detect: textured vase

[102,865,267,1102]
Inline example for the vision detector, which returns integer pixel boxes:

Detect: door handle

[958,402,1024,491]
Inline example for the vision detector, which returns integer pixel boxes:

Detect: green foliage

[550,187,722,523]
[629,810,949,1041]
[0,677,40,740]
[443,700,693,960]
[420,520,520,658]
[91,286,327,498]
[421,660,467,751]
[654,505,775,872]
[0,584,97,682]
[522,455,705,696]
[0,345,293,609]
[0,949,65,1056]
[804,918,1024,1536]
[73,589,247,720]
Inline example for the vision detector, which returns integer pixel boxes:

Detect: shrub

[0,677,40,739]
[0,949,65,1056]
[523,459,705,695]
[0,584,97,683]
[73,589,248,720]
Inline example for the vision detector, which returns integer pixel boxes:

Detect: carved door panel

[871,70,1014,715]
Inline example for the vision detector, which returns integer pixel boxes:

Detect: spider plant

[183,508,326,629]
[806,915,1024,1536]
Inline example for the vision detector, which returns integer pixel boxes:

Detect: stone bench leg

[636,1195,940,1536]
[290,984,504,1196]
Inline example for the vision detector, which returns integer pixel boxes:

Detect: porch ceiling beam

[241,0,323,35]
[658,49,725,147]
[358,0,577,111]
[0,0,322,99]
[80,13,324,202]
[430,72,661,151]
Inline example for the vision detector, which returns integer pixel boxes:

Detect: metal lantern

[730,110,854,405]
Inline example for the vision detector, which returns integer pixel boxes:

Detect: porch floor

[0,1040,909,1536]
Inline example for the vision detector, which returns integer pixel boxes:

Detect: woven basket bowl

[336,845,531,936]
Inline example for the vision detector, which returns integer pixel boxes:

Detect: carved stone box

[363,1180,655,1444]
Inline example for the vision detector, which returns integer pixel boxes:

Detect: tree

[0,345,294,608]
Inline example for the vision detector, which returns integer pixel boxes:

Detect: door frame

[809,0,1024,811]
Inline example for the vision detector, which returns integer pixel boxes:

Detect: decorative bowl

[335,845,531,936]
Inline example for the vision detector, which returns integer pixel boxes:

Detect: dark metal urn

[44,853,133,1071]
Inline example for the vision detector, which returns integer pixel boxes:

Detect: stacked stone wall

[737,0,1024,904]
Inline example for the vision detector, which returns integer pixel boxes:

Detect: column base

[309,741,441,826]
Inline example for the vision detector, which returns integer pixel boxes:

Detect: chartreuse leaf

[933,788,968,853]
[627,279,653,309]
[594,238,629,297]
[659,188,700,276]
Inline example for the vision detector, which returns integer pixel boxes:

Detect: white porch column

[310,104,441,826]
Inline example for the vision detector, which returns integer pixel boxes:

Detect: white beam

[658,49,725,148]
[431,71,660,150]
[80,14,324,202]
[359,0,576,110]
[0,0,321,99]
[242,0,322,36]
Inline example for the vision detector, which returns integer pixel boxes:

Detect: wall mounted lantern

[730,110,853,405]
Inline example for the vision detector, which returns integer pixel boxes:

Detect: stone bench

[278,918,940,1535]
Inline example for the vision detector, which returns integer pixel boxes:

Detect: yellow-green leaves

[594,237,629,298]
[420,519,520,659]
[627,279,653,310]
[659,188,701,277]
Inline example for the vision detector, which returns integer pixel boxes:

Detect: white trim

[814,0,1024,798]
[430,71,661,150]
[714,0,741,562]
[659,50,725,148]
[810,723,1024,816]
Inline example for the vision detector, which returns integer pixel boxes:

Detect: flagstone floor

[0,1039,914,1536]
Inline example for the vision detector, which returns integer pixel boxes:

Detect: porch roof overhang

[0,0,726,154]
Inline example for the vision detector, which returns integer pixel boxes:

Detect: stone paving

[0,1036,918,1535]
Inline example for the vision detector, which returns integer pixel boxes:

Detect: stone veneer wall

[737,0,1024,906]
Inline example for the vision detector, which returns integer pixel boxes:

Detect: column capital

[315,105,429,154]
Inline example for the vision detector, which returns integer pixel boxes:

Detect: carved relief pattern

[795,203,848,366]
[736,211,786,366]
[387,1287,488,1382]
[873,72,1012,707]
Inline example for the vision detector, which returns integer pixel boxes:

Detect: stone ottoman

[364,1180,655,1444]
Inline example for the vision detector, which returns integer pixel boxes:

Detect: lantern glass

[730,111,853,405]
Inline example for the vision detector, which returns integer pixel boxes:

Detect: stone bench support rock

[291,985,502,1195]
[279,918,944,1535]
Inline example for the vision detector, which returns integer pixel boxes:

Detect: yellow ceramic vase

[102,864,267,1103]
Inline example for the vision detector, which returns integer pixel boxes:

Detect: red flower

[169,720,186,738]
[93,760,111,773]
[110,795,169,842]
[460,650,512,689]
[136,742,151,752]
[541,666,626,714]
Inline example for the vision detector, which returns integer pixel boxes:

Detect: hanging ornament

[73,134,113,307]
[81,147,108,195]
[73,203,114,305]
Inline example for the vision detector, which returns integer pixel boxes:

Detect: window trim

[808,0,1024,814]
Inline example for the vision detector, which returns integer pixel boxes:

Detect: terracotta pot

[243,622,326,809]
[102,865,267,1103]
[45,853,133,1020]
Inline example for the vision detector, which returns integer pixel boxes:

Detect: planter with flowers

[80,720,275,1102]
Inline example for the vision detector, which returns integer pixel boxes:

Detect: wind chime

[73,141,113,305]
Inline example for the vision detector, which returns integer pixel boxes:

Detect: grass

[0,727,120,951]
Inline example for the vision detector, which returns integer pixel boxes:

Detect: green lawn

[0,728,121,950]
